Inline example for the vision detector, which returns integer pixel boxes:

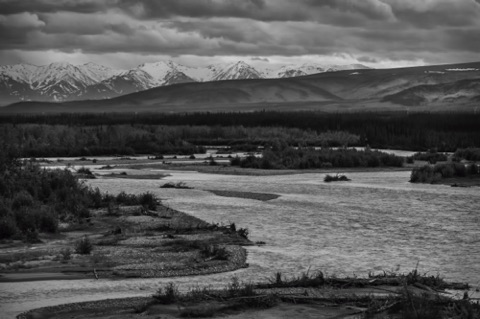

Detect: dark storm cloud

[385,0,480,28]
[1,0,480,67]
[306,0,394,20]
[118,0,268,19]
[0,0,113,14]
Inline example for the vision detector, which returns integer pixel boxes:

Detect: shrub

[160,182,191,189]
[106,202,120,216]
[138,192,158,210]
[14,208,38,234]
[75,236,93,254]
[11,191,35,210]
[115,191,139,205]
[77,167,95,177]
[60,247,72,262]
[153,282,178,304]
[38,207,58,233]
[324,174,350,182]
[237,227,249,239]
[0,216,18,239]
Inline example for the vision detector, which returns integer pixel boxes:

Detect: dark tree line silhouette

[2,111,479,154]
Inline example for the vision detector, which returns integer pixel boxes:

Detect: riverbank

[0,204,251,283]
[17,271,477,319]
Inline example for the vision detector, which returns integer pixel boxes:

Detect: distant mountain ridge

[0,60,370,105]
[4,61,479,113]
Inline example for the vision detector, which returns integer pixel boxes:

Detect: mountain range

[2,61,480,113]
[0,60,369,105]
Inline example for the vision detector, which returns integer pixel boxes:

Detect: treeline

[0,151,158,241]
[2,111,480,151]
[410,162,480,184]
[231,147,404,169]
[0,124,358,157]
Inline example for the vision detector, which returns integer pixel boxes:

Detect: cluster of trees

[0,123,359,157]
[2,111,480,154]
[454,148,480,161]
[231,147,404,169]
[0,151,158,241]
[0,124,206,157]
[410,162,480,183]
[408,150,448,164]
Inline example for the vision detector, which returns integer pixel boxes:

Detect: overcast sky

[1,0,479,69]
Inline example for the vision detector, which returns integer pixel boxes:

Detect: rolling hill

[2,61,479,113]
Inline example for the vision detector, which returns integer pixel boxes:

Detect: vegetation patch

[0,152,251,280]
[408,150,449,164]
[19,269,478,319]
[160,182,193,189]
[410,162,480,184]
[324,174,351,182]
[231,147,403,170]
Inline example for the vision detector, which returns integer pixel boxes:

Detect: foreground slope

[3,61,480,113]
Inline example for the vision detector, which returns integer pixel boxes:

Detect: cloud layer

[1,0,479,68]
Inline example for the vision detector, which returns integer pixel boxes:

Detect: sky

[0,0,479,69]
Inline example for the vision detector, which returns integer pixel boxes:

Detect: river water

[1,169,479,318]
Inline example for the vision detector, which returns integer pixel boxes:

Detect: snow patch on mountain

[0,60,371,104]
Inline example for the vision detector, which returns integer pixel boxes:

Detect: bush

[60,248,72,262]
[77,167,95,177]
[237,227,249,239]
[324,174,350,182]
[160,182,191,189]
[153,282,178,304]
[138,192,158,210]
[11,191,35,211]
[0,216,18,239]
[75,236,93,254]
[38,207,58,233]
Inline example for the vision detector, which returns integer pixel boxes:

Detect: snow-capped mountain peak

[0,59,372,105]
[0,63,38,83]
[212,61,262,81]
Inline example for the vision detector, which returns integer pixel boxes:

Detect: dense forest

[0,150,158,241]
[0,124,359,157]
[1,111,480,156]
